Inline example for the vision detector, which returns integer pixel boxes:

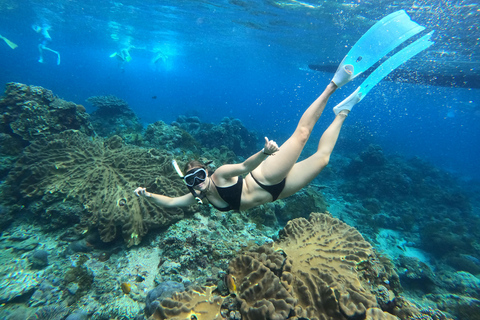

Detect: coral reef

[2,130,190,246]
[427,294,480,319]
[93,294,144,319]
[63,255,94,305]
[28,249,49,269]
[0,132,24,155]
[396,256,437,293]
[0,207,454,320]
[150,285,224,320]
[144,120,200,151]
[146,281,185,316]
[0,82,94,143]
[153,211,273,287]
[0,248,44,304]
[148,212,445,320]
[172,116,259,158]
[0,204,15,231]
[86,95,142,137]
[86,95,131,116]
[65,310,88,320]
[26,304,69,320]
[227,212,393,320]
[0,82,95,210]
[0,82,473,320]
[338,145,479,272]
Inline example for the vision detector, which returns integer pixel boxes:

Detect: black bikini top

[209,176,243,212]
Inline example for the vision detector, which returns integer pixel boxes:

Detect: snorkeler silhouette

[33,24,60,65]
[110,48,132,71]
[151,50,168,69]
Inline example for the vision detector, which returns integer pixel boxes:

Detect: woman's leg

[257,82,337,184]
[279,111,348,198]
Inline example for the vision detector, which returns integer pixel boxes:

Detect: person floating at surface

[134,10,434,212]
[152,50,167,65]
[110,47,132,71]
[33,23,60,65]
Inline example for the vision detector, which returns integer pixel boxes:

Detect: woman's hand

[134,187,150,198]
[263,137,279,155]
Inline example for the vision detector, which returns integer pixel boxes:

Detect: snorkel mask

[172,160,204,204]
[183,168,207,187]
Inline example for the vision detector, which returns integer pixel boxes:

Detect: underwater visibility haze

[0,0,479,179]
[0,1,480,320]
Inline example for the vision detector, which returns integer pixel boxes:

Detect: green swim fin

[333,31,435,115]
[0,34,18,49]
[332,10,426,87]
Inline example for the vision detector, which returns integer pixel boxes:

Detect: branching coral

[4,130,189,246]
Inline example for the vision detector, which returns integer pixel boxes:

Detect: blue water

[1,0,479,180]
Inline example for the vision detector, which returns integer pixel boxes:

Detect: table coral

[4,130,188,246]
[86,95,132,115]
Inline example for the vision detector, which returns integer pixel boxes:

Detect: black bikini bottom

[250,173,286,201]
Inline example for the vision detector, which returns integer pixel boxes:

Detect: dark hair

[184,160,205,173]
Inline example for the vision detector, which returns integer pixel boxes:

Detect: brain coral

[228,212,395,320]
[4,130,189,246]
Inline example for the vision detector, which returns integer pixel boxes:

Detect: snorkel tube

[172,160,203,204]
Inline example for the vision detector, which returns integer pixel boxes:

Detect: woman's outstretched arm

[134,187,196,208]
[214,137,279,182]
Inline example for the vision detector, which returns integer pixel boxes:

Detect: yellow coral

[228,212,387,320]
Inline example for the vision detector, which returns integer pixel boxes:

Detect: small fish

[121,282,131,294]
[225,274,236,294]
[152,96,157,99]
[356,56,363,62]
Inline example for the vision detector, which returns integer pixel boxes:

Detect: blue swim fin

[0,34,18,49]
[333,31,435,115]
[332,10,426,87]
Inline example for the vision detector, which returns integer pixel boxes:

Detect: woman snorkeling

[134,75,351,211]
[134,9,434,212]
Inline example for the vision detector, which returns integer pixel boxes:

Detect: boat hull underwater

[309,60,480,89]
